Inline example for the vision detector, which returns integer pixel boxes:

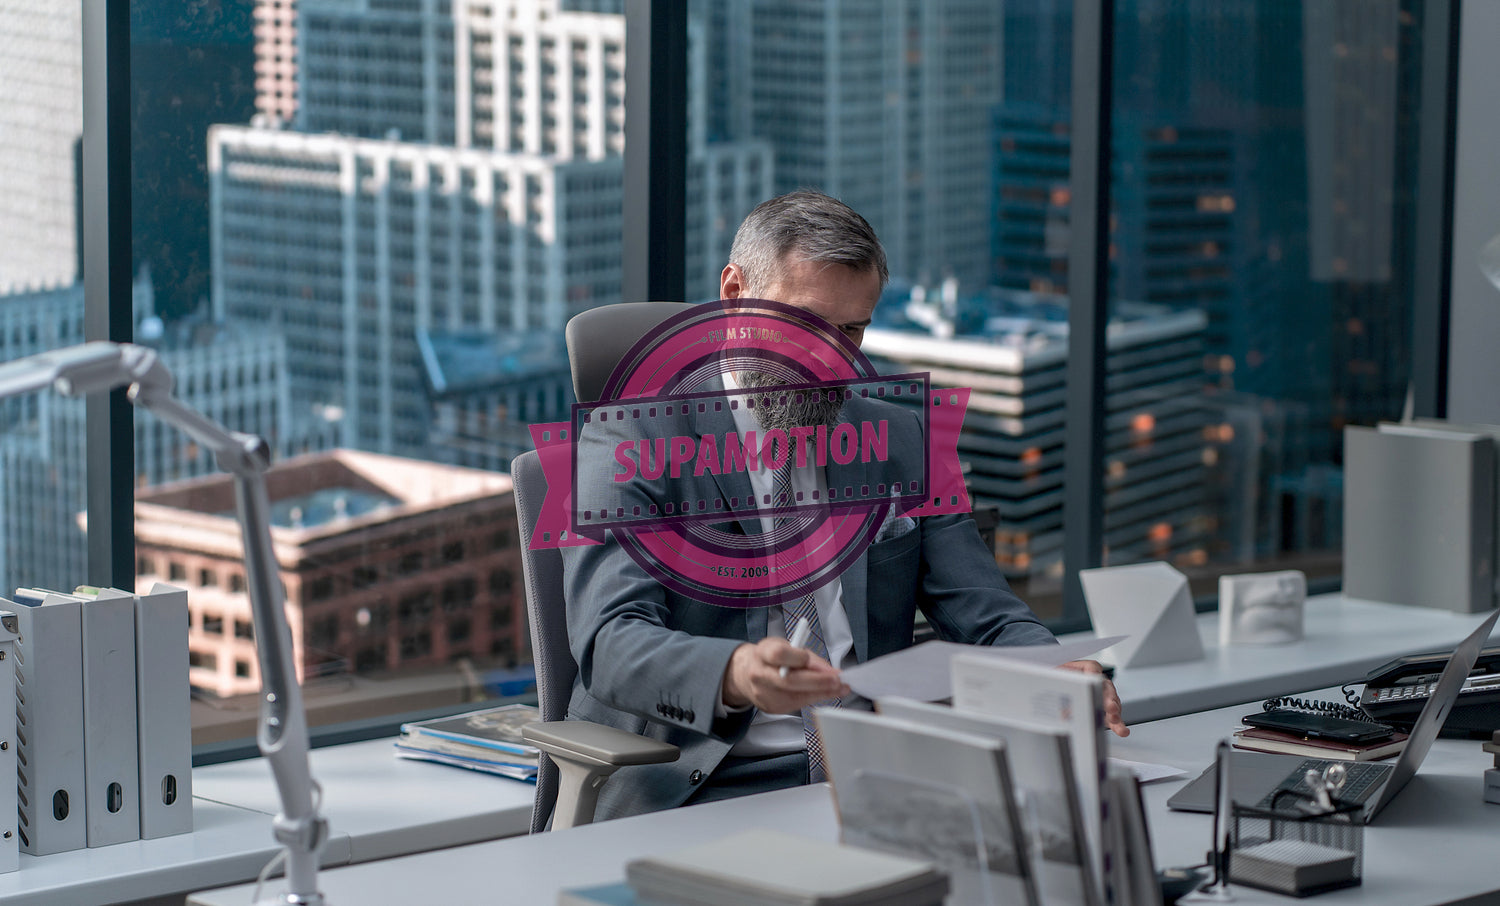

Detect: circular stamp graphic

[529,299,971,609]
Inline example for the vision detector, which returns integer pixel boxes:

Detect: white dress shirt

[718,372,855,757]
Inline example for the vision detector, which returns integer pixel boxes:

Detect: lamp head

[1482,232,1500,292]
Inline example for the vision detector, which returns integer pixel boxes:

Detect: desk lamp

[0,342,328,905]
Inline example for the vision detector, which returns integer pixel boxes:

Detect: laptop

[1168,608,1500,823]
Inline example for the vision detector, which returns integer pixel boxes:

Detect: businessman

[562,191,1126,822]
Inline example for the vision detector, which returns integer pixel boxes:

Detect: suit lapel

[689,381,763,535]
[842,549,870,663]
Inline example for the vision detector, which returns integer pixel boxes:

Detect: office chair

[514,302,692,831]
[513,449,678,831]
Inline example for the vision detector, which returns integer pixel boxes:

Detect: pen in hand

[780,616,812,679]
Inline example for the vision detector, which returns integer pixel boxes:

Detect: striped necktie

[772,460,840,783]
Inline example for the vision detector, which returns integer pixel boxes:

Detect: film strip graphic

[525,299,973,607]
[528,378,972,607]
[571,374,930,534]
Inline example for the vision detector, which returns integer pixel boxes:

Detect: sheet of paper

[1108,757,1187,784]
[841,635,1125,702]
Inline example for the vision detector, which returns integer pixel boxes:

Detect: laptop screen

[1364,608,1500,816]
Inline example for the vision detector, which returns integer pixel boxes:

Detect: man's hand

[723,637,849,715]
[1060,660,1129,737]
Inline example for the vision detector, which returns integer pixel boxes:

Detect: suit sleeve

[561,414,752,741]
[885,403,1055,647]
[915,511,1057,647]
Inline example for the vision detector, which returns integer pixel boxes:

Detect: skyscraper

[864,294,1211,584]
[739,0,1001,289]
[0,274,317,592]
[219,0,770,457]
[0,1,82,292]
[211,126,624,457]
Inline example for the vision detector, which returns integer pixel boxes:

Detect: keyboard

[1254,759,1390,810]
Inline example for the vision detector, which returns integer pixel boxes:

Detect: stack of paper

[395,703,540,781]
[816,707,1037,906]
[623,830,948,906]
[1229,839,1358,896]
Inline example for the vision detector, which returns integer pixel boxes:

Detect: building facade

[210,125,623,458]
[0,0,82,293]
[134,449,524,697]
[864,294,1210,585]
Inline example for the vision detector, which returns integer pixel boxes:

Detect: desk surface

[0,736,535,906]
[1092,594,1497,723]
[188,689,1500,906]
[194,736,536,863]
[0,800,352,906]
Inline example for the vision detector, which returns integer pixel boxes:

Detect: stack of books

[1231,727,1408,762]
[394,703,541,781]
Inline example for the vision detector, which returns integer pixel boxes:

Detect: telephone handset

[1359,645,1500,738]
[1257,646,1500,739]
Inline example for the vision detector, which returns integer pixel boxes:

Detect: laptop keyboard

[1254,759,1389,810]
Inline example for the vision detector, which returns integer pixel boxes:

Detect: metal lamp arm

[0,341,327,904]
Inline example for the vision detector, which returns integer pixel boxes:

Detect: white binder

[11,589,87,855]
[0,611,19,872]
[135,583,194,838]
[77,587,141,846]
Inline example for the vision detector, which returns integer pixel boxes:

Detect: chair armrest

[523,720,678,767]
[522,721,678,830]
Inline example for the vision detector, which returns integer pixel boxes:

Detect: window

[234,619,254,640]
[169,562,186,581]
[202,614,224,635]
[199,568,217,588]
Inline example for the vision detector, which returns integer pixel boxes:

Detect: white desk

[194,736,536,863]
[189,692,1500,906]
[1093,594,1497,723]
[0,800,352,906]
[0,737,536,906]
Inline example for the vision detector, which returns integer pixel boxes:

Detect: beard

[736,370,846,431]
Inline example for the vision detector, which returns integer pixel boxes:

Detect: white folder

[135,583,194,838]
[78,587,141,846]
[11,589,87,855]
[0,611,19,872]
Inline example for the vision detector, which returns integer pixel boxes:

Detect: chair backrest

[565,301,695,402]
[512,301,695,832]
[511,448,568,833]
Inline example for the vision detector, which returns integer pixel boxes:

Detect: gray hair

[728,191,889,295]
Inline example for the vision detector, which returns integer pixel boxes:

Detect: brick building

[135,449,522,697]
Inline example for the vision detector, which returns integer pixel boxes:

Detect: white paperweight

[1218,570,1306,646]
[1079,561,1204,668]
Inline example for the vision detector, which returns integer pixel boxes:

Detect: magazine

[399,703,542,758]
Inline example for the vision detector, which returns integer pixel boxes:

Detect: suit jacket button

[685,709,696,723]
[656,704,667,715]
[689,770,704,785]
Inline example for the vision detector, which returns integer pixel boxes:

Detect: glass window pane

[690,0,1071,619]
[0,2,88,594]
[1099,1,1414,595]
[130,0,619,735]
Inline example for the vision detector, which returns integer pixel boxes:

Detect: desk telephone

[1263,646,1500,739]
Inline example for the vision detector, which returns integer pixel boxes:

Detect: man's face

[720,255,881,430]
[720,255,880,348]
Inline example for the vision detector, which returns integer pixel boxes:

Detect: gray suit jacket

[561,392,1055,820]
